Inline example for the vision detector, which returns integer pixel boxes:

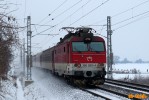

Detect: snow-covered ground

[0,80,17,100]
[113,63,149,73]
[0,67,25,100]
[1,63,149,100]
[1,67,101,100]
[24,67,100,100]
[111,63,149,80]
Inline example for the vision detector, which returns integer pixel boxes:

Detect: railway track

[66,77,149,100]
[105,78,149,93]
[79,85,141,100]
[101,78,149,100]
[95,85,142,100]
[79,87,111,100]
[77,78,149,100]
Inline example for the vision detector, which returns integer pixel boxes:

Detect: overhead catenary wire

[44,0,82,25]
[68,0,110,26]
[32,25,56,38]
[112,10,149,26]
[91,0,149,25]
[31,0,68,34]
[112,0,149,18]
[91,10,149,32]
[53,0,82,20]
[113,14,149,31]
[39,34,57,49]
[34,25,38,34]
[44,0,93,34]
[0,8,19,19]
[37,0,68,25]
[31,24,53,27]
[31,0,149,50]
[56,0,93,25]
[33,26,60,49]
[32,0,83,37]
[39,0,93,36]
[0,24,25,29]
[32,0,110,45]
[50,0,68,16]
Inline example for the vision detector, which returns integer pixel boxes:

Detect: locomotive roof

[57,27,104,44]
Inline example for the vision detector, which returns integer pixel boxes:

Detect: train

[33,27,106,86]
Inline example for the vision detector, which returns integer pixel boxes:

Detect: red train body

[33,27,106,85]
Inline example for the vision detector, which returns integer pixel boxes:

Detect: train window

[64,47,65,52]
[72,42,104,52]
[72,42,88,52]
[89,42,104,52]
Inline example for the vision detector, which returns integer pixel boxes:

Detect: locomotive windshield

[72,42,104,52]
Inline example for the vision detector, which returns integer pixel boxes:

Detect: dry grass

[130,75,149,85]
[119,74,149,85]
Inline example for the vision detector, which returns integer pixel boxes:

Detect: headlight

[74,63,81,68]
[97,63,104,68]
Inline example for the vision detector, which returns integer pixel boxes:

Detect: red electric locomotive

[33,27,106,85]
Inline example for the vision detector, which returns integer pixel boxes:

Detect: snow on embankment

[0,79,17,100]
[23,67,100,100]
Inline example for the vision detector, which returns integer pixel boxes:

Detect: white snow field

[113,63,149,73]
[111,63,149,80]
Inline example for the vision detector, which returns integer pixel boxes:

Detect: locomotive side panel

[54,43,69,76]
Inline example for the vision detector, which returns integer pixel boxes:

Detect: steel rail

[105,79,149,93]
[95,86,141,100]
[78,87,111,100]
[106,78,149,88]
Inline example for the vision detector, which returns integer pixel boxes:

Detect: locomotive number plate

[88,64,96,67]
[82,64,96,67]
[82,64,87,67]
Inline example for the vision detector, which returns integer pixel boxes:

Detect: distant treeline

[113,56,149,64]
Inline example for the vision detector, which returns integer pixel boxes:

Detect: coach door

[52,50,55,73]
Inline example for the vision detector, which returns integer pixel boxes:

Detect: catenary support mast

[107,16,113,73]
[23,38,25,76]
[26,16,32,80]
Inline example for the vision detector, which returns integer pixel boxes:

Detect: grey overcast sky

[6,0,149,61]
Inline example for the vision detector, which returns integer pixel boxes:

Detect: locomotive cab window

[89,42,104,52]
[72,42,104,52]
[72,42,88,52]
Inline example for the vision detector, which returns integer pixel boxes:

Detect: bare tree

[0,2,19,79]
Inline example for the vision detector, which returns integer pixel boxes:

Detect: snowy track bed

[24,67,101,100]
[78,87,111,100]
[85,88,129,100]
[29,67,146,100]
